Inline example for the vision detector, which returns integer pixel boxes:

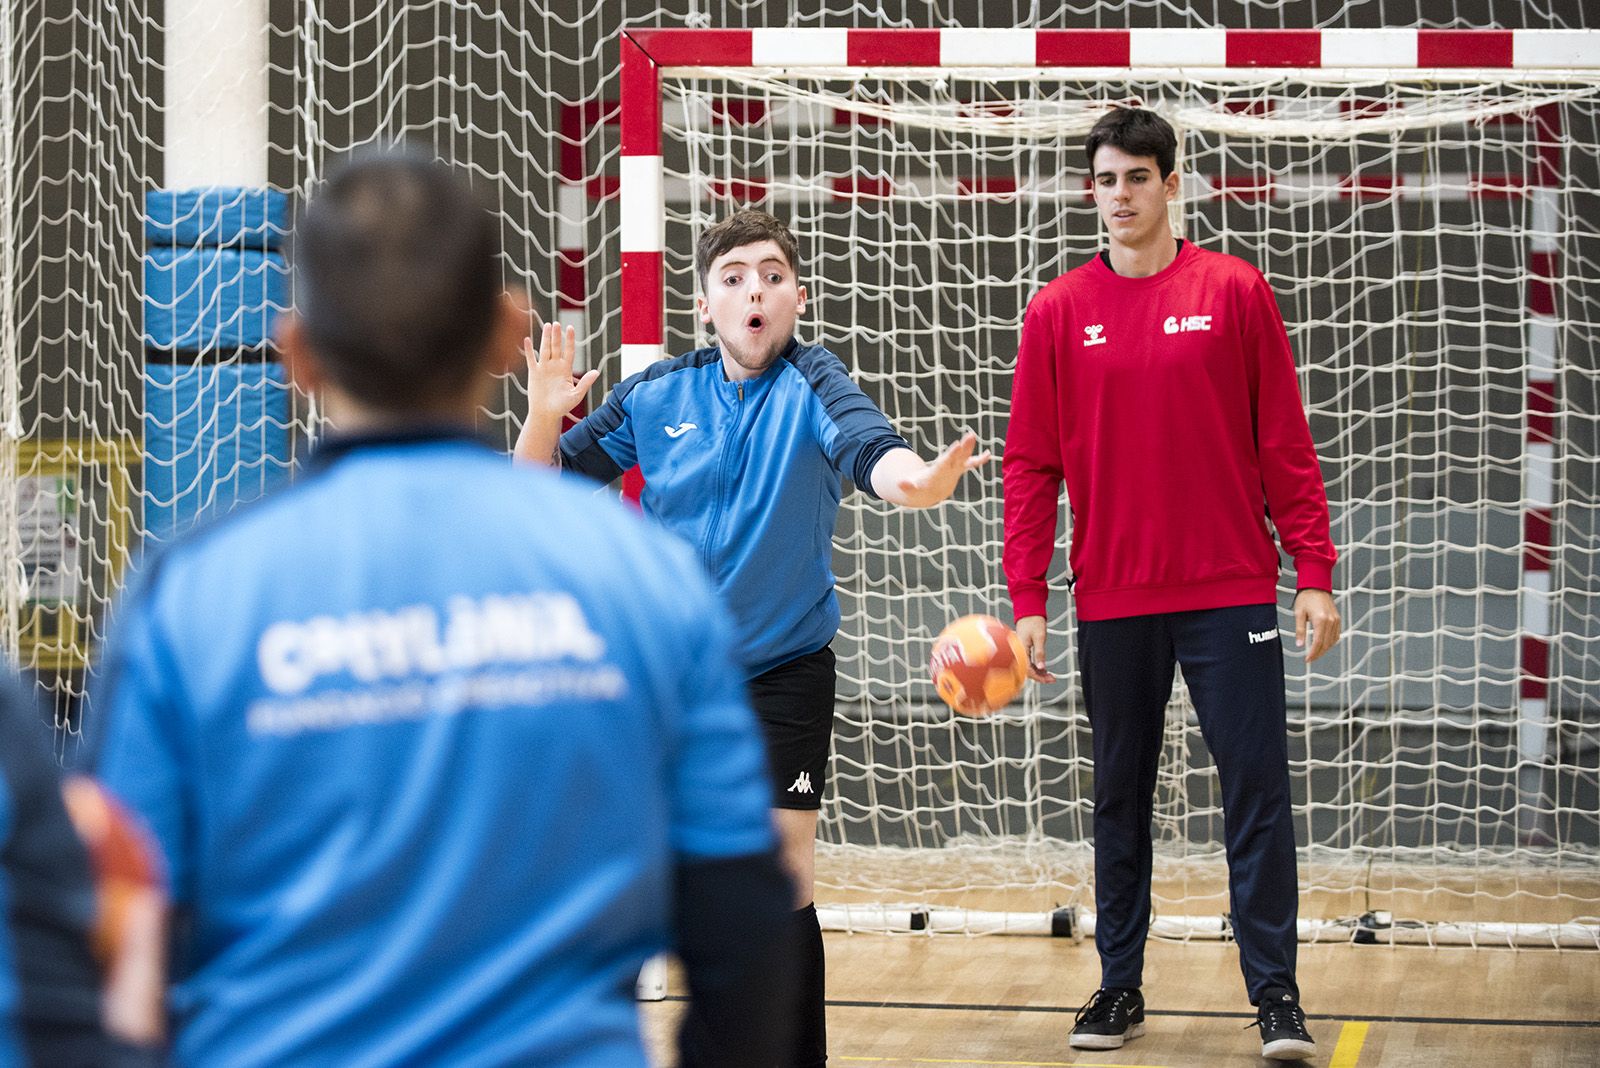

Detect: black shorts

[749,644,837,811]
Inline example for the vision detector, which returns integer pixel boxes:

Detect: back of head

[1084,107,1178,177]
[694,208,803,285]
[292,150,502,411]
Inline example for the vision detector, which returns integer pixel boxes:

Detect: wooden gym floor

[640,933,1600,1066]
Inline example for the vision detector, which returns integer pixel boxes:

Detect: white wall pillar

[163,0,269,187]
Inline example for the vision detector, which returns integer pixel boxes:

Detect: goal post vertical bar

[1518,102,1563,845]
[556,105,591,374]
[619,32,664,377]
[618,31,664,504]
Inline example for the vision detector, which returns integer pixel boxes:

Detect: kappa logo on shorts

[1248,628,1279,644]
[1082,324,1107,347]
[664,422,698,438]
[787,772,814,794]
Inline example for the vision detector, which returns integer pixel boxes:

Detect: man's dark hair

[694,209,803,286]
[291,149,502,410]
[1084,107,1178,178]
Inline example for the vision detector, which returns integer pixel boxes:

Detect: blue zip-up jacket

[562,340,908,676]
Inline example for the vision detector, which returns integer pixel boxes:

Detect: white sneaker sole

[1070,1022,1146,1050]
[1262,1037,1316,1060]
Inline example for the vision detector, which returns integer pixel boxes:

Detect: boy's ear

[275,313,324,397]
[696,294,712,325]
[491,289,535,376]
[797,284,807,315]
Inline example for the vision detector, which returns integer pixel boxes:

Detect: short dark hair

[1084,107,1178,178]
[291,149,502,410]
[694,209,802,285]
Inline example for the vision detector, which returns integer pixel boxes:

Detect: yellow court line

[838,1061,1177,1068]
[1329,1021,1371,1068]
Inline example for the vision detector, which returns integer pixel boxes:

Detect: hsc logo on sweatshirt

[1163,314,1213,334]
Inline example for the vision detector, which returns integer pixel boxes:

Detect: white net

[4,0,1598,943]
[3,2,307,741]
[655,69,1600,940]
[4,2,154,736]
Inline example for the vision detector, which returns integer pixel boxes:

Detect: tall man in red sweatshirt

[1002,107,1340,1062]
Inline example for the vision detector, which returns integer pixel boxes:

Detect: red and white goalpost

[603,28,1600,947]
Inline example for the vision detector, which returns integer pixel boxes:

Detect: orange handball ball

[930,614,1028,717]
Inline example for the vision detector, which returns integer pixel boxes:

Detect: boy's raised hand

[523,323,598,424]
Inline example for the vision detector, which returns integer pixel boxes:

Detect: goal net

[5,6,1598,949]
[630,32,1600,945]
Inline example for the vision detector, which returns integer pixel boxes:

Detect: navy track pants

[1079,602,1299,1004]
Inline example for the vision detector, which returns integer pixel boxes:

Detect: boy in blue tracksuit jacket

[90,154,796,1068]
[516,208,989,1068]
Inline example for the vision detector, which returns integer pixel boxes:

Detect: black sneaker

[1069,987,1145,1050]
[1253,986,1315,1061]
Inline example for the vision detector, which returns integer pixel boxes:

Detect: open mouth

[746,313,766,331]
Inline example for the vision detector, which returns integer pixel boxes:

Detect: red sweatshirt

[1003,241,1336,622]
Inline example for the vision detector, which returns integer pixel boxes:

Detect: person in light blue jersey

[89,151,794,1068]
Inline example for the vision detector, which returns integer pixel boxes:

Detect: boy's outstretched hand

[871,431,992,509]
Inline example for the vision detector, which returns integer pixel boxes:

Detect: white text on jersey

[1248,628,1278,644]
[1082,324,1107,347]
[258,592,607,695]
[1164,314,1213,334]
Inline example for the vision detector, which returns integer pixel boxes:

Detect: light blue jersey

[92,432,774,1068]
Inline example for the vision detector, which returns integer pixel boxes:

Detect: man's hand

[870,432,992,509]
[524,323,598,424]
[1293,589,1341,663]
[1015,615,1056,683]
